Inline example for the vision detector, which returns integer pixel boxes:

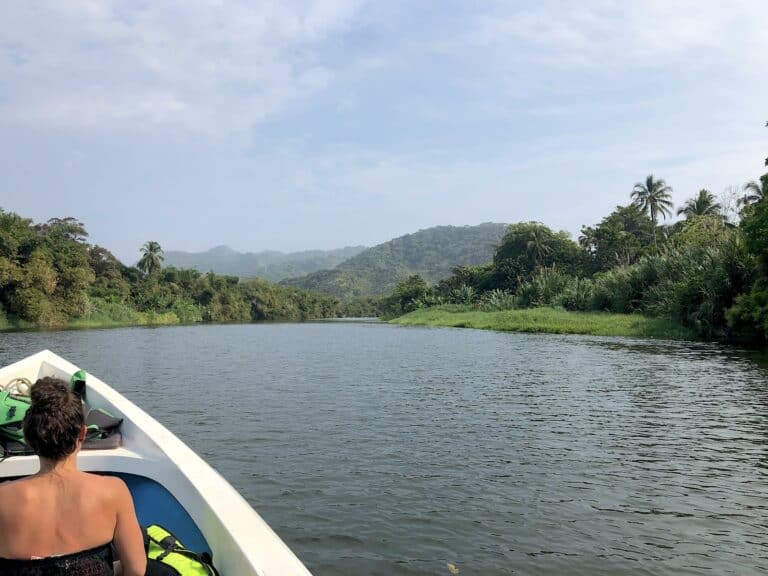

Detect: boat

[0,350,312,575]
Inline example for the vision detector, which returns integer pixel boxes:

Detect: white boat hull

[0,350,312,576]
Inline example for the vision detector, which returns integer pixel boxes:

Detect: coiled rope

[0,377,32,396]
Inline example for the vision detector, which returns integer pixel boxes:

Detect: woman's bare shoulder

[0,478,36,519]
[81,473,131,500]
[0,476,35,497]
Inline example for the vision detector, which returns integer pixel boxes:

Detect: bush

[511,268,595,312]
[9,287,66,327]
[478,289,517,311]
[171,299,204,324]
[726,282,768,342]
[590,256,663,313]
[413,293,446,309]
[81,297,141,324]
[553,277,594,311]
[448,284,476,305]
[645,240,754,339]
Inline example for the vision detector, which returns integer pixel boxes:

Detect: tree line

[384,167,768,344]
[0,216,340,328]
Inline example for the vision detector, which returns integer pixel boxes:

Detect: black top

[0,543,113,575]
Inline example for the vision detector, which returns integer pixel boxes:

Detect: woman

[0,377,146,576]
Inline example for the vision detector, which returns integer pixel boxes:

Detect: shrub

[726,281,768,342]
[553,277,595,311]
[478,289,517,311]
[83,297,141,324]
[516,267,577,308]
[448,284,476,305]
[646,240,754,339]
[590,255,664,313]
[171,299,204,324]
[9,287,66,327]
[413,293,446,309]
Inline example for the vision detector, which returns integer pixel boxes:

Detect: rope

[1,377,32,396]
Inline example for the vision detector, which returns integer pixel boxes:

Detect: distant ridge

[280,223,509,299]
[163,245,367,282]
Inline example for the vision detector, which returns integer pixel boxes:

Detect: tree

[493,222,580,289]
[676,189,721,219]
[741,197,768,273]
[393,274,429,313]
[579,204,654,273]
[137,241,164,276]
[89,245,131,301]
[35,217,88,242]
[436,263,495,295]
[726,194,768,341]
[631,175,674,246]
[740,173,768,207]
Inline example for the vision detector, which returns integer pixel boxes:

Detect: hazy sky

[2,1,767,264]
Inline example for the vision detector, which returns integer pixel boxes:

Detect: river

[1,322,767,575]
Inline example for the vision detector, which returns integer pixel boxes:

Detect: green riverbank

[391,306,696,340]
[0,308,183,332]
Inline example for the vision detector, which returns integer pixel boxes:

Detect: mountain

[280,223,509,299]
[163,245,367,282]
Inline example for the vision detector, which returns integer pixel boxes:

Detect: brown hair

[23,377,84,460]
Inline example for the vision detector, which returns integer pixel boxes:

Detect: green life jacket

[0,371,123,459]
[0,390,31,442]
[143,524,219,576]
[71,370,88,399]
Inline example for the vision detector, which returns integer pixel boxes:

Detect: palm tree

[631,174,674,246]
[676,189,721,219]
[526,226,552,267]
[739,173,767,206]
[137,241,164,275]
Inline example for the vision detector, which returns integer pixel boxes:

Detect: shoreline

[0,315,344,334]
[0,307,698,340]
[0,317,183,333]
[389,306,697,340]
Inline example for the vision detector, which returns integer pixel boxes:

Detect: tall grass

[478,289,517,311]
[66,297,182,329]
[393,306,694,340]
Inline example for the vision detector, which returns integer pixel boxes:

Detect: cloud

[0,0,363,134]
[466,0,768,70]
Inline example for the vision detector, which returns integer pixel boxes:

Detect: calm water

[1,323,767,575]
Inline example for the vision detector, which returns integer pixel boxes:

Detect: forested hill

[163,245,367,281]
[279,223,509,299]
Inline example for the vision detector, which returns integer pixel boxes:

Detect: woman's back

[0,471,122,559]
[0,377,146,576]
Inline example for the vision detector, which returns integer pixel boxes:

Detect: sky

[1,1,767,264]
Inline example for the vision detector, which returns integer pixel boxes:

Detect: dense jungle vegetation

[0,216,339,329]
[384,167,768,345]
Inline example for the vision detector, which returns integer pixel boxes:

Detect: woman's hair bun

[24,376,84,460]
[30,377,70,409]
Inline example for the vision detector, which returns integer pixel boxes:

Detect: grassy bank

[391,305,696,340]
[0,315,182,332]
[66,311,181,330]
[0,298,183,332]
